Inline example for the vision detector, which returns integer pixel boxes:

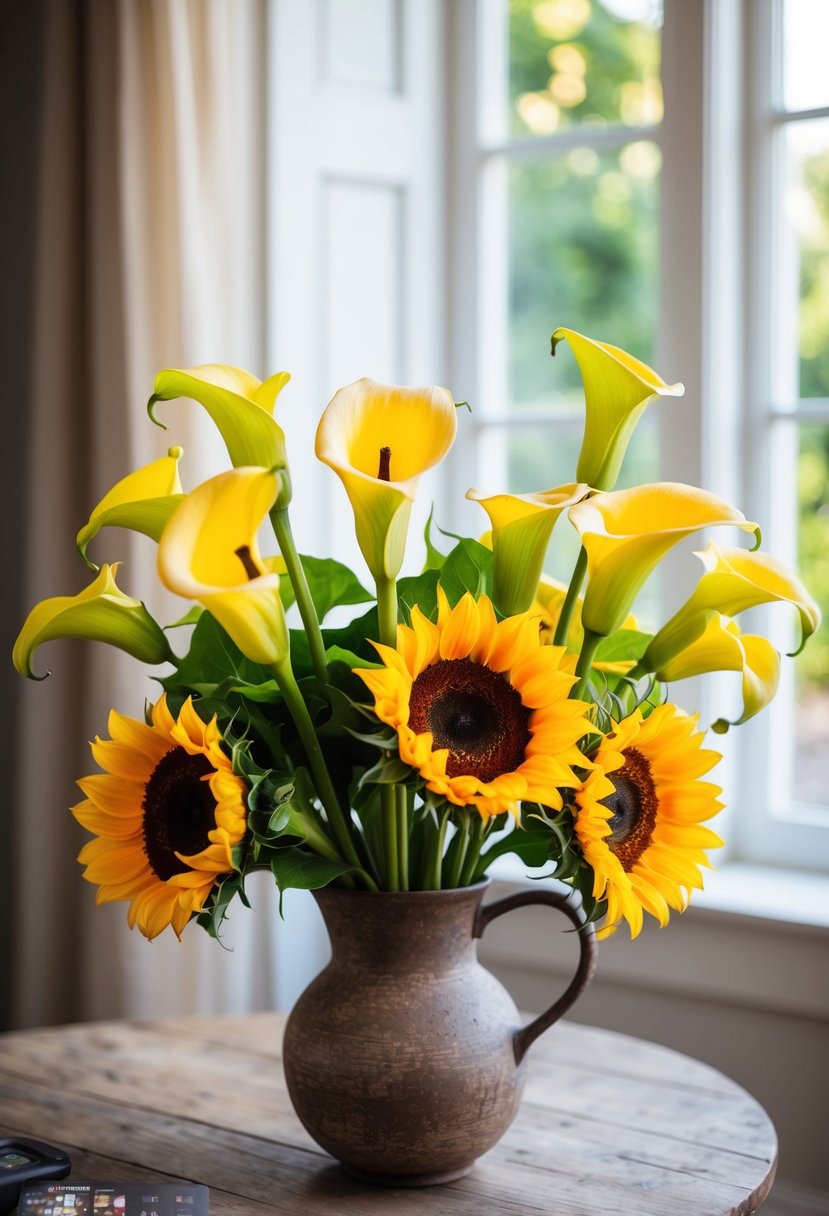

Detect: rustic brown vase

[282,881,597,1186]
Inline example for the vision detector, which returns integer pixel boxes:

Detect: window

[449,0,829,871]
[736,0,829,867]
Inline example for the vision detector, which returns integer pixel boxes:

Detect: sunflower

[72,694,248,940]
[573,704,723,939]
[355,590,594,819]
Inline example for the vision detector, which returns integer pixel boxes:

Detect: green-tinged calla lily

[643,542,821,669]
[77,446,185,569]
[656,613,780,733]
[569,483,760,637]
[157,466,289,666]
[467,483,591,616]
[13,563,173,679]
[551,327,684,491]
[315,378,457,581]
[534,575,638,671]
[149,364,291,490]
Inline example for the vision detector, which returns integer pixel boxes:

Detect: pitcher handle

[474,885,598,1065]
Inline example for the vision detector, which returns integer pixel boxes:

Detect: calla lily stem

[573,628,603,702]
[376,575,408,890]
[553,546,588,648]
[272,656,377,890]
[270,507,330,694]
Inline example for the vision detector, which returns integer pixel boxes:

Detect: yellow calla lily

[569,484,760,637]
[315,378,457,581]
[13,563,173,679]
[149,364,291,489]
[655,613,781,732]
[551,327,684,490]
[157,467,289,666]
[77,446,185,569]
[644,542,821,669]
[466,483,591,616]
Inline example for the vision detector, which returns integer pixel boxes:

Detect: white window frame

[445,0,829,873]
[733,0,829,868]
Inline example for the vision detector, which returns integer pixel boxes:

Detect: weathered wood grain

[0,1013,777,1214]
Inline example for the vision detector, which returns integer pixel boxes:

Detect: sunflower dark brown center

[142,747,217,880]
[599,747,657,871]
[408,658,531,782]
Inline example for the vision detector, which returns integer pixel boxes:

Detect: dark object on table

[0,1136,70,1214]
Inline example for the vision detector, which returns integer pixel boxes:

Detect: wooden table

[0,1013,777,1215]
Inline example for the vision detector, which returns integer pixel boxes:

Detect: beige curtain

[5,0,287,1029]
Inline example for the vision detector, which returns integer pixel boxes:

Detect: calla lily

[13,563,173,679]
[643,542,821,669]
[551,327,684,490]
[655,613,780,732]
[466,483,591,616]
[315,378,457,582]
[149,364,291,489]
[77,446,185,569]
[157,467,289,666]
[569,484,760,637]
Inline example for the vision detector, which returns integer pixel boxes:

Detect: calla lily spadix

[77,446,185,569]
[569,483,761,638]
[551,327,684,491]
[466,483,591,617]
[315,378,458,582]
[149,364,291,493]
[654,613,780,733]
[13,563,173,679]
[643,542,821,672]
[157,466,289,667]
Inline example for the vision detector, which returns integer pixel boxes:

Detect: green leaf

[298,555,372,622]
[397,568,440,624]
[594,629,652,664]
[164,605,204,630]
[423,507,448,572]
[270,847,356,896]
[439,539,494,607]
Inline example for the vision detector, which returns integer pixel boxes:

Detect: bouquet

[13,328,819,943]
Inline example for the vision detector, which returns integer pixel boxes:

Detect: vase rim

[313,878,490,900]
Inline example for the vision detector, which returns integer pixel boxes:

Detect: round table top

[0,1012,777,1215]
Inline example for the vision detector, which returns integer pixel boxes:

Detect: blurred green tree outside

[506,0,827,694]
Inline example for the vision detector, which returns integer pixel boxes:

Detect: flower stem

[572,628,603,702]
[459,815,487,887]
[376,575,407,891]
[383,785,400,891]
[553,546,588,648]
[269,507,329,693]
[445,815,470,890]
[425,806,450,891]
[273,656,377,890]
[397,786,409,891]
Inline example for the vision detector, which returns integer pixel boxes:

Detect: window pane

[508,0,663,139]
[785,119,829,398]
[783,0,829,113]
[794,424,829,808]
[508,141,660,411]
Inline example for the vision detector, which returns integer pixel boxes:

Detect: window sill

[483,857,829,1021]
[488,855,829,934]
